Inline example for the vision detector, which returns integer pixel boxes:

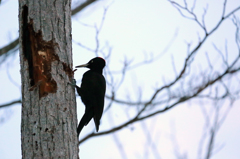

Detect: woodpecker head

[76,57,106,73]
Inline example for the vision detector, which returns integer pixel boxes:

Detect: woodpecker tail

[93,117,100,132]
[77,118,85,137]
[77,111,93,137]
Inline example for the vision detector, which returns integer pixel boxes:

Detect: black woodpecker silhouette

[74,57,106,137]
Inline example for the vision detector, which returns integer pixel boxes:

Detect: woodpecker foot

[68,79,77,87]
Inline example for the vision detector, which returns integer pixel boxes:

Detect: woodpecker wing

[80,70,106,131]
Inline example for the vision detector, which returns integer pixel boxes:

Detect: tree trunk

[19,0,79,158]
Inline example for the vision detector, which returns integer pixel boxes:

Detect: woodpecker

[74,57,106,137]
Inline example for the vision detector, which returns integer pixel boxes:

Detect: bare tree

[73,0,240,158]
[77,0,240,143]
[19,0,78,158]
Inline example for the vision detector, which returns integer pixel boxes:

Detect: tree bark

[19,0,79,158]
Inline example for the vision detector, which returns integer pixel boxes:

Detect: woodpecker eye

[91,60,93,63]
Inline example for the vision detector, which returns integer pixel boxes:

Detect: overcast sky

[0,0,240,159]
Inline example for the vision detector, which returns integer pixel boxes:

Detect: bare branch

[71,0,98,16]
[201,4,208,29]
[208,4,240,35]
[108,29,179,74]
[0,99,21,108]
[0,38,18,56]
[107,111,128,159]
[212,43,229,67]
[141,121,161,159]
[94,6,110,56]
[78,63,240,144]
[104,1,240,110]
[168,0,207,33]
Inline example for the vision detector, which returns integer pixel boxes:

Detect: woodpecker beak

[75,63,89,68]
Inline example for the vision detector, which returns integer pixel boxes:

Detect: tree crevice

[22,6,61,98]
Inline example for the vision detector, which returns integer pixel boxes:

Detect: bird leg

[68,79,77,87]
[68,79,81,96]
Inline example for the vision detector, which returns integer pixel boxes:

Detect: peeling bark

[19,0,78,158]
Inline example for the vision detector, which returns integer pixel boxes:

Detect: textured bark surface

[19,0,79,158]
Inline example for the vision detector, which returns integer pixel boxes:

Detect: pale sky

[0,0,240,159]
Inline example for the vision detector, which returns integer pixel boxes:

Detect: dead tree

[19,0,78,158]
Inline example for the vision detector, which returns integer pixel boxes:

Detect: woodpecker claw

[68,79,77,87]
